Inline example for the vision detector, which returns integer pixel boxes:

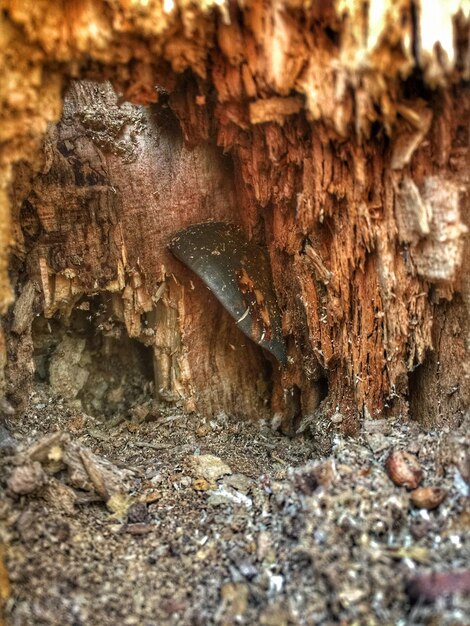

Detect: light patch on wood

[249,97,304,125]
[0,181,13,314]
[11,281,37,335]
[395,177,431,244]
[391,103,433,169]
[304,244,333,285]
[411,177,467,282]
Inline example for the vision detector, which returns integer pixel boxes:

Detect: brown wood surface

[0,1,468,428]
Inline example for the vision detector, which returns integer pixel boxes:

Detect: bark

[0,1,468,429]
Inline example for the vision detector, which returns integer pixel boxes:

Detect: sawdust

[0,384,469,626]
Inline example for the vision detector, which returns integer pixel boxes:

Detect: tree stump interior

[0,0,468,435]
[0,3,469,625]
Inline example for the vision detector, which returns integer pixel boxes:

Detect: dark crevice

[317,375,329,404]
[32,295,154,418]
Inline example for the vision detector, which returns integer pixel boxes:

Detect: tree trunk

[0,1,468,432]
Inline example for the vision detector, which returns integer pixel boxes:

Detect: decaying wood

[7,430,133,515]
[0,1,469,427]
[7,81,271,420]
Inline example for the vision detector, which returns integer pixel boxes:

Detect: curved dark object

[169,222,287,365]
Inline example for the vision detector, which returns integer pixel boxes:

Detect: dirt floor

[0,384,469,626]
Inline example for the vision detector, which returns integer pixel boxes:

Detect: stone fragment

[221,473,253,494]
[386,450,423,489]
[189,454,232,482]
[7,462,47,495]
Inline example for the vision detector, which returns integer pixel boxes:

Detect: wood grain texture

[0,1,468,426]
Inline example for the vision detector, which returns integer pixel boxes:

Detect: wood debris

[7,431,132,512]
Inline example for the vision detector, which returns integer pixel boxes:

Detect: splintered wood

[0,1,468,427]
[7,431,133,515]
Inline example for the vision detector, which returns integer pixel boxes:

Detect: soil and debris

[0,385,469,626]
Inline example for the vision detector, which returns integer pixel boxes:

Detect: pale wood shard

[9,431,132,508]
[303,244,333,286]
[391,105,433,170]
[411,177,467,282]
[249,97,304,125]
[11,281,36,335]
[395,177,431,244]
